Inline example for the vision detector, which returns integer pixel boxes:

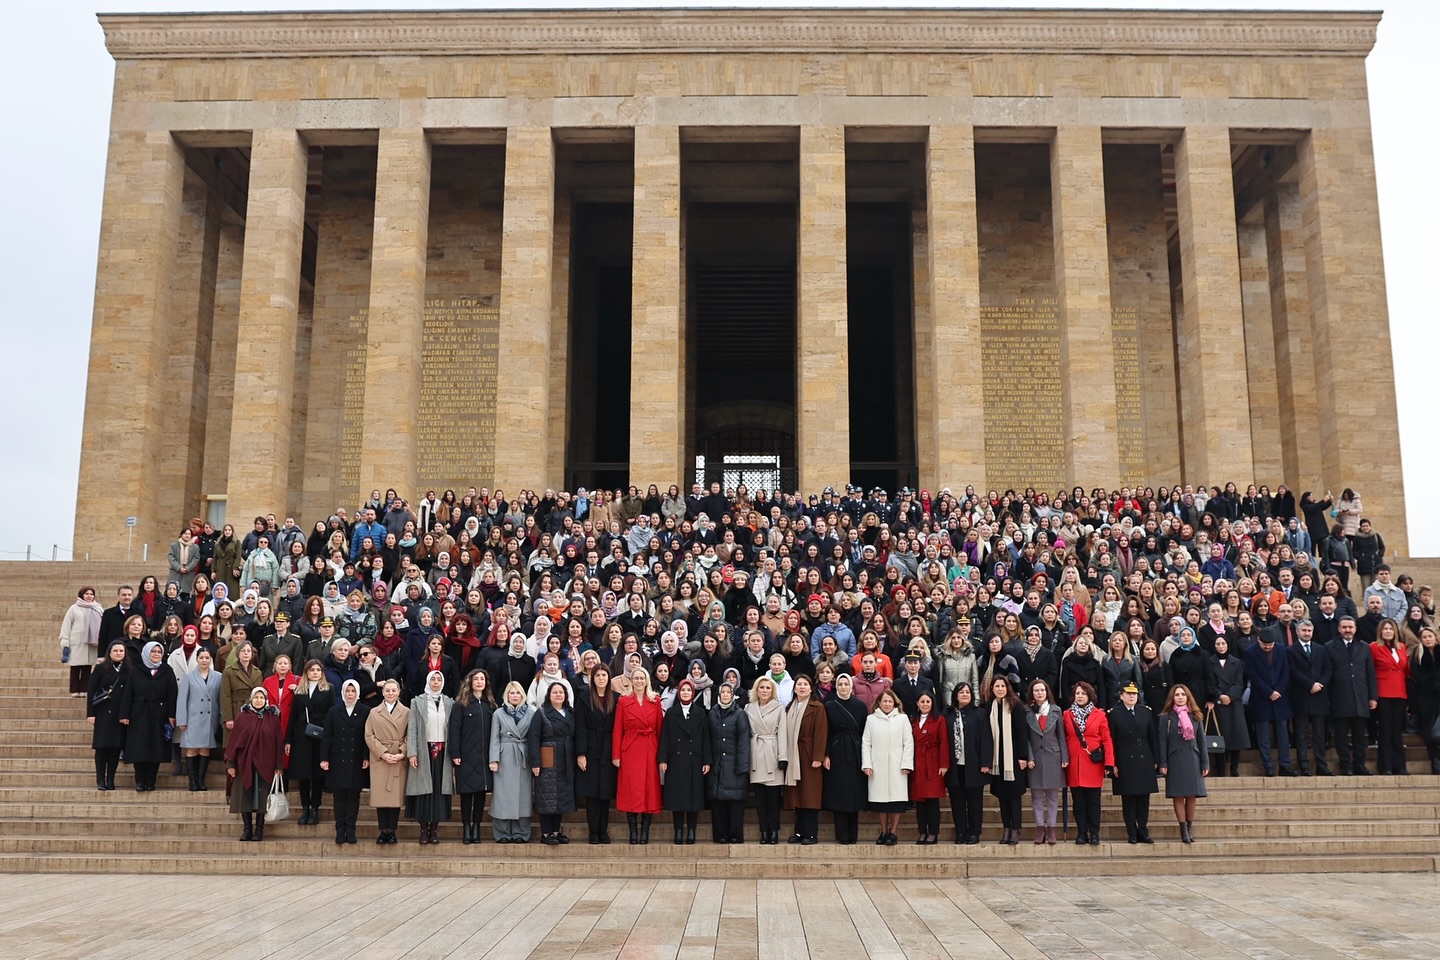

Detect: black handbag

[303,705,323,740]
[90,684,115,708]
[1079,724,1105,764]
[1203,708,1225,753]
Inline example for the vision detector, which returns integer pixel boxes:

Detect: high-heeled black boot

[195,756,210,791]
[628,813,639,844]
[674,814,685,845]
[640,814,652,844]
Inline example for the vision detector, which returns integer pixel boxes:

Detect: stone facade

[75,8,1409,558]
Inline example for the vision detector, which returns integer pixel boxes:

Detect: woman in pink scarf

[1157,684,1209,844]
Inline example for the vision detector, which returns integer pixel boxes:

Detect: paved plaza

[7,872,1437,959]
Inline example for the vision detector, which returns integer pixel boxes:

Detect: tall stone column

[74,129,186,559]
[797,125,850,493]
[924,125,985,491]
[493,127,555,493]
[1173,127,1255,485]
[1297,128,1408,556]
[1050,126,1120,484]
[1237,216,1284,483]
[360,128,431,502]
[629,125,684,489]
[1264,182,1322,493]
[225,128,309,524]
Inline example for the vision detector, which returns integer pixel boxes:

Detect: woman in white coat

[862,688,915,846]
[61,586,104,696]
[175,647,222,791]
[744,676,789,845]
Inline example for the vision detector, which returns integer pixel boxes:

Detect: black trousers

[460,791,487,828]
[713,799,746,841]
[1120,794,1150,839]
[754,785,782,835]
[1332,716,1369,772]
[585,797,609,837]
[915,798,941,836]
[996,795,1022,830]
[793,808,819,840]
[1073,786,1102,838]
[830,810,859,844]
[133,761,159,789]
[69,664,92,695]
[296,777,324,810]
[1376,698,1408,773]
[947,781,985,839]
[94,748,120,784]
[377,807,400,832]
[333,788,361,833]
[540,813,564,835]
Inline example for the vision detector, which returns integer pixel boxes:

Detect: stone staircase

[3,560,1439,879]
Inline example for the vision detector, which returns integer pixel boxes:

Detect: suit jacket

[1287,639,1332,716]
[1242,640,1292,723]
[1325,638,1378,717]
[893,673,936,719]
[1107,704,1158,796]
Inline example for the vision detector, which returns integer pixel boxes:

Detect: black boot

[686,826,697,845]
[196,757,210,791]
[239,813,254,842]
[253,817,265,842]
[674,815,685,845]
[1179,821,1192,844]
[640,814,651,844]
[628,813,639,845]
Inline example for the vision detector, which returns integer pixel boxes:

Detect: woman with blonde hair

[364,679,411,844]
[612,667,663,844]
[487,680,538,843]
[862,688,913,846]
[745,675,789,845]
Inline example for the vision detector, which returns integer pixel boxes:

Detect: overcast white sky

[0,1,1434,560]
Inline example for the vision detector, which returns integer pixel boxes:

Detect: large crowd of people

[63,480,1438,848]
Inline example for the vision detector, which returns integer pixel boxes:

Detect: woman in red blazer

[612,667,664,843]
[1371,619,1411,775]
[909,691,949,844]
[1062,680,1115,845]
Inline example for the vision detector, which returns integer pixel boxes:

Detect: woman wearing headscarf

[87,640,130,791]
[321,678,369,845]
[657,678,710,845]
[488,680,540,843]
[531,680,585,845]
[1158,684,1209,843]
[1167,626,1217,713]
[61,586,104,696]
[1062,680,1113,845]
[979,675,1029,845]
[745,675,789,845]
[365,679,412,844]
[685,658,717,710]
[575,664,618,844]
[287,659,333,827]
[821,673,868,845]
[613,667,664,844]
[119,640,177,792]
[406,669,455,845]
[225,685,284,841]
[944,682,987,844]
[861,689,913,846]
[175,647,222,791]
[707,679,751,844]
[527,651,574,709]
[781,674,828,845]
[449,669,495,844]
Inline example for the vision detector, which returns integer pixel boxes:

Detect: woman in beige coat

[365,679,411,844]
[745,676,789,845]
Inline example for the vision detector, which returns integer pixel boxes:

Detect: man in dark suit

[1262,601,1300,649]
[1311,595,1342,646]
[894,654,936,719]
[1287,618,1334,775]
[1326,615,1378,775]
[1108,683,1159,844]
[98,584,138,652]
[1243,629,1294,776]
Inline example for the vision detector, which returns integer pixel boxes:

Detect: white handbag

[264,772,291,822]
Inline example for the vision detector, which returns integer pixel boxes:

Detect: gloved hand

[777,760,788,772]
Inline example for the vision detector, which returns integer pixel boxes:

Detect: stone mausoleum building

[76,7,1407,559]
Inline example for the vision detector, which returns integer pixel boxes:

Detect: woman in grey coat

[1207,636,1251,776]
[488,680,540,843]
[1024,679,1069,845]
[405,670,454,844]
[706,681,751,843]
[1158,684,1209,844]
[175,647,222,791]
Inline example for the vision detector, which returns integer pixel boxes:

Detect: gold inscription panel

[980,296,1064,492]
[1111,304,1146,483]
[418,299,499,491]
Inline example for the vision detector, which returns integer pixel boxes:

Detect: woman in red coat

[1062,680,1114,845]
[909,691,950,844]
[612,666,664,843]
[1371,618,1411,775]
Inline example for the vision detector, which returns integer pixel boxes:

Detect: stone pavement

[7,872,1437,959]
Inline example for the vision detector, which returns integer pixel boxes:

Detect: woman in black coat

[658,678,712,845]
[1167,628,1217,708]
[287,661,335,826]
[707,679,751,843]
[1412,626,1440,775]
[448,669,495,844]
[1057,630,1106,708]
[575,664,618,844]
[944,682,987,844]
[821,672,868,845]
[529,681,586,845]
[120,641,178,792]
[320,678,370,845]
[87,640,130,791]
